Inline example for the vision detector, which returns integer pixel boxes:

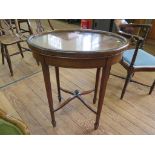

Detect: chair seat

[123,49,155,68]
[0,34,21,45]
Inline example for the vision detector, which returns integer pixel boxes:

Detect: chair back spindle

[28,19,54,35]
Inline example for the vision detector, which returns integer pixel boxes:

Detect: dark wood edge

[30,44,126,59]
[27,29,129,57]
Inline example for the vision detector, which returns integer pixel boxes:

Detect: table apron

[32,52,123,68]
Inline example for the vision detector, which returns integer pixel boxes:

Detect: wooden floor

[0,20,155,134]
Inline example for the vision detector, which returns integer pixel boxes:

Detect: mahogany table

[27,29,128,129]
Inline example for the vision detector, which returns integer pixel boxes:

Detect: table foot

[52,120,56,127]
[94,122,99,130]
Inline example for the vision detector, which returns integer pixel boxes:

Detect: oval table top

[27,29,128,58]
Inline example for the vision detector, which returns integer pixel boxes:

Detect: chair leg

[4,45,13,76]
[149,80,155,95]
[1,44,5,64]
[17,42,24,58]
[120,71,133,99]
[26,20,32,35]
[18,21,21,31]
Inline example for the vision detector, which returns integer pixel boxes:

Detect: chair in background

[28,19,54,35]
[114,19,155,99]
[0,19,30,76]
[7,19,32,35]
[17,19,32,35]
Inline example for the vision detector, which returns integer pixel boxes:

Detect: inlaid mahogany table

[27,29,128,129]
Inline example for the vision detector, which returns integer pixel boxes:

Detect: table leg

[55,67,61,102]
[41,60,56,127]
[93,68,101,104]
[94,63,111,130]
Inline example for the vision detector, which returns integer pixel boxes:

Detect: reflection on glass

[67,32,79,40]
[92,35,100,50]
[79,33,102,51]
[48,35,62,49]
[81,34,92,51]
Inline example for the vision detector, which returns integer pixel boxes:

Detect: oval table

[27,29,128,130]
